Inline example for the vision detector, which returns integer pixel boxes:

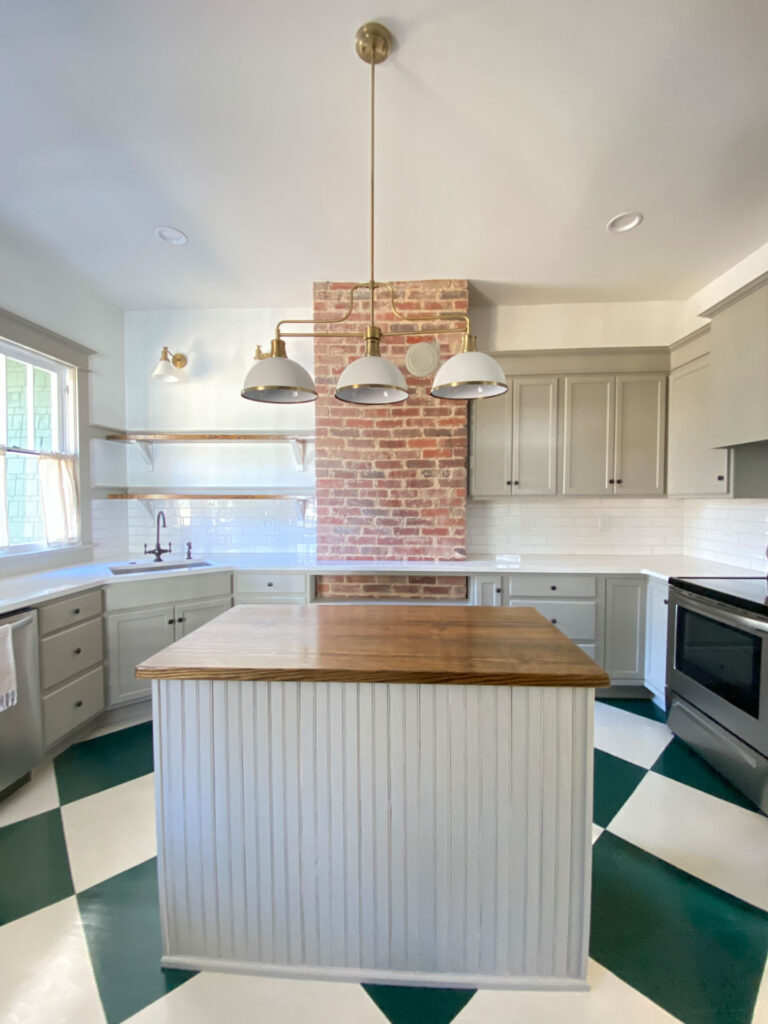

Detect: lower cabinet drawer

[507,599,597,641]
[507,575,597,599]
[40,618,104,691]
[38,589,102,636]
[43,666,105,747]
[234,573,307,597]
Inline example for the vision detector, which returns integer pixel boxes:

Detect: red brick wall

[315,575,468,601]
[314,279,469,597]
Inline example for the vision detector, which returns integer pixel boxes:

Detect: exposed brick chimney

[313,279,469,598]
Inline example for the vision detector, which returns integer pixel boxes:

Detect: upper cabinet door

[561,376,615,496]
[668,356,729,496]
[613,374,666,496]
[511,376,558,495]
[469,384,512,497]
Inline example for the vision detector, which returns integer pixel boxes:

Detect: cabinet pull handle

[551,618,558,624]
[717,475,725,481]
[167,618,174,625]
[74,647,82,655]
[177,617,184,623]
[74,700,83,708]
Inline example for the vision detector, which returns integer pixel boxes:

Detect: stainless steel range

[667,576,768,813]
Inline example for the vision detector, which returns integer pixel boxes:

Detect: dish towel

[0,624,17,712]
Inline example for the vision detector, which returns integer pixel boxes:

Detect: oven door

[667,588,768,758]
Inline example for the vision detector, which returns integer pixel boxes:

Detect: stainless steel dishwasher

[0,608,43,799]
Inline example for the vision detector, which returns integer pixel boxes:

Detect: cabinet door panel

[511,376,558,495]
[175,597,232,639]
[668,357,729,495]
[614,375,666,496]
[469,386,512,497]
[603,577,646,681]
[561,376,615,495]
[106,605,175,705]
[472,575,504,606]
[644,579,670,701]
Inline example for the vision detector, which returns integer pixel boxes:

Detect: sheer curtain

[39,455,79,545]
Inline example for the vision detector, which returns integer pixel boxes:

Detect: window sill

[0,544,93,577]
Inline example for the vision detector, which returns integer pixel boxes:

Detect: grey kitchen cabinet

[469,384,512,497]
[174,596,232,637]
[707,281,768,449]
[511,376,558,495]
[644,577,670,705]
[603,576,646,685]
[106,604,176,705]
[471,575,504,605]
[561,375,615,496]
[233,572,313,604]
[561,374,666,496]
[667,354,729,495]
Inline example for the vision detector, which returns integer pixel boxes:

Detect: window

[0,337,79,553]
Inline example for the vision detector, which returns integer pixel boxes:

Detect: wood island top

[136,604,610,687]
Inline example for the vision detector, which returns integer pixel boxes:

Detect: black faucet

[145,510,172,562]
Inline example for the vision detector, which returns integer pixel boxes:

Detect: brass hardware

[160,346,188,370]
[253,346,269,360]
[354,22,393,65]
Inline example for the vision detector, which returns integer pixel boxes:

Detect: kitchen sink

[109,560,212,575]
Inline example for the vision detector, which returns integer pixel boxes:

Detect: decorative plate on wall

[405,341,440,378]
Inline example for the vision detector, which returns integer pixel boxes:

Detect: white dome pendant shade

[431,334,508,400]
[241,337,318,404]
[334,326,409,405]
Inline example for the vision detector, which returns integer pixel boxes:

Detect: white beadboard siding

[467,499,686,557]
[153,679,594,989]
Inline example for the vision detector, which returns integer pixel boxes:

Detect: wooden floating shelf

[106,493,311,501]
[102,430,315,471]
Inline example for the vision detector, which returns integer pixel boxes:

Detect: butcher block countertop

[136,603,610,687]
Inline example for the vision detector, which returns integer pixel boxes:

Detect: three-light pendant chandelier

[241,22,507,406]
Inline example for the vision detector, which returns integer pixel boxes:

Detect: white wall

[471,300,686,353]
[0,224,125,427]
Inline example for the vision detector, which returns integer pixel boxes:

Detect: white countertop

[0,552,762,618]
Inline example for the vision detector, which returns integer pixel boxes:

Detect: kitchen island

[137,603,608,990]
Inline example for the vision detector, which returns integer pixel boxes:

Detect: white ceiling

[2,0,768,310]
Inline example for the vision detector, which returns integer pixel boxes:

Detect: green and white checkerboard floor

[1,699,766,1024]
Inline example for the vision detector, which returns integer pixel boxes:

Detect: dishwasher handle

[7,615,35,633]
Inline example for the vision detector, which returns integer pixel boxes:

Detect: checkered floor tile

[0,700,766,1024]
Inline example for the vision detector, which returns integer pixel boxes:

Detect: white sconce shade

[241,340,318,404]
[335,355,409,405]
[152,346,187,383]
[430,338,507,400]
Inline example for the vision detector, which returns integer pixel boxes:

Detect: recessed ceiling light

[155,225,189,245]
[607,211,644,233]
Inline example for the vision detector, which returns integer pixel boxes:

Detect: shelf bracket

[289,439,306,471]
[136,441,155,471]
[294,497,308,524]
[137,497,154,516]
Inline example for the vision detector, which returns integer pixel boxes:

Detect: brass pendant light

[241,22,507,406]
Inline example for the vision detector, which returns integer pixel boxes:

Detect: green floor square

[55,720,154,805]
[364,984,475,1024]
[0,809,74,924]
[78,856,194,1024]
[593,748,647,827]
[591,831,768,1024]
[652,737,760,814]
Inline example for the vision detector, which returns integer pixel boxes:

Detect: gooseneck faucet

[145,510,172,562]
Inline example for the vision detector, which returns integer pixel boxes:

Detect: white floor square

[452,958,683,1023]
[0,896,106,1024]
[608,771,768,911]
[594,701,672,769]
[60,772,156,892]
[0,762,60,829]
[122,971,389,1023]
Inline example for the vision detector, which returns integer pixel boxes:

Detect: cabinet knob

[506,480,512,486]
[550,584,557,591]
[608,478,614,484]
[74,647,82,655]
[616,479,623,485]
[513,480,520,486]
[73,608,80,615]
[167,618,174,625]
[717,475,725,481]
[551,618,558,624]
[663,599,669,605]
[495,587,502,594]
[177,617,184,623]
[74,700,83,708]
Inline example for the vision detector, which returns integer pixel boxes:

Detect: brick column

[313,279,468,597]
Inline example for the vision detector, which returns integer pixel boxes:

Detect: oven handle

[671,590,768,636]
[669,698,759,769]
